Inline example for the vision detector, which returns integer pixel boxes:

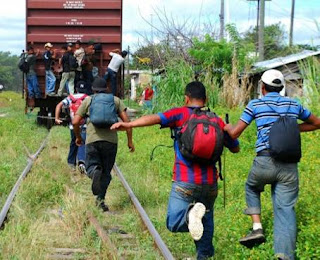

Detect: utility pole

[258,0,265,61]
[219,0,225,40]
[289,0,295,47]
[127,45,130,77]
[248,0,270,60]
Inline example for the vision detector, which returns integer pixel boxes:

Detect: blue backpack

[89,94,118,128]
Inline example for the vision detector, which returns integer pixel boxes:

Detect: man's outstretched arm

[111,114,161,130]
[224,120,248,139]
[118,110,135,152]
[299,114,320,132]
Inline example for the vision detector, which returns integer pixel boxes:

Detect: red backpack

[69,94,87,122]
[176,108,225,177]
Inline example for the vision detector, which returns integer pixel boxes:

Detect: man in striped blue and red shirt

[111,81,239,259]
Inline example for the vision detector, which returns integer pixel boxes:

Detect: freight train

[25,0,123,128]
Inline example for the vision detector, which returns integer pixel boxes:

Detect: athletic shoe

[78,163,86,175]
[239,228,265,248]
[91,167,102,195]
[188,202,206,241]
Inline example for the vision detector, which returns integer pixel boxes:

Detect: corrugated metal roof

[253,50,320,70]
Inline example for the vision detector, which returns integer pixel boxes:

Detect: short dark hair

[121,50,128,57]
[185,81,206,101]
[27,46,34,51]
[264,79,283,93]
[61,45,67,50]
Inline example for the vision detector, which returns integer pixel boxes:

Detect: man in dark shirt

[43,42,57,96]
[25,46,41,99]
[57,44,75,96]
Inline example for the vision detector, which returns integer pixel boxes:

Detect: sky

[0,0,319,56]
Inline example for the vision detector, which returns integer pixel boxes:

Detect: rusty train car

[25,0,123,127]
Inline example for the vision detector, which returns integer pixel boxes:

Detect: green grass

[0,91,163,259]
[1,91,319,259]
[116,108,320,259]
[0,91,48,208]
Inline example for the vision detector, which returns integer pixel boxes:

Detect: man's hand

[110,122,131,131]
[128,141,135,152]
[75,137,83,146]
[55,118,63,124]
[224,124,233,133]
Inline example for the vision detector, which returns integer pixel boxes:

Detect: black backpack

[265,101,301,163]
[69,54,78,71]
[89,93,118,128]
[175,108,225,179]
[18,54,29,73]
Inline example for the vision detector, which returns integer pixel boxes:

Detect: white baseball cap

[261,69,285,88]
[44,42,53,48]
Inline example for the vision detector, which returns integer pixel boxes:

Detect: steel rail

[0,136,48,227]
[113,164,175,260]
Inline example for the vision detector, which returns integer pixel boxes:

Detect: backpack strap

[69,94,76,103]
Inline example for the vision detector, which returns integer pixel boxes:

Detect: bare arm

[72,115,83,146]
[55,102,63,124]
[224,120,249,139]
[299,114,320,132]
[110,114,161,130]
[118,111,135,152]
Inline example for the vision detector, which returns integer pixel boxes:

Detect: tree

[242,23,293,60]
[0,52,22,92]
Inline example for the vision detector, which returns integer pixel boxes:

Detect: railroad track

[0,134,175,259]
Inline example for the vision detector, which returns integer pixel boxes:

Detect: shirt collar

[264,92,280,98]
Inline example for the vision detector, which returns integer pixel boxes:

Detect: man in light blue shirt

[225,69,320,260]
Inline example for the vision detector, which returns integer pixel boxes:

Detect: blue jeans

[85,141,117,200]
[167,181,218,260]
[26,74,41,98]
[45,70,56,94]
[68,127,86,166]
[104,68,117,96]
[245,156,299,260]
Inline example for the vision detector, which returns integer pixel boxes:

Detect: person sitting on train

[43,42,57,96]
[24,46,41,100]
[57,43,76,96]
[74,40,85,86]
[103,49,127,96]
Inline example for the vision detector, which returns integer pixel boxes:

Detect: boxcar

[25,0,123,127]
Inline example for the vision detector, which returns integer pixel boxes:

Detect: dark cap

[92,77,107,91]
[27,45,34,51]
[67,42,73,47]
[75,40,81,44]
[76,80,89,94]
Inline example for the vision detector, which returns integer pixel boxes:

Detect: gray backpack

[89,94,118,128]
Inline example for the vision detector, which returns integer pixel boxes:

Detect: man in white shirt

[103,49,127,96]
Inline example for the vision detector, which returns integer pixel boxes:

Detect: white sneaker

[188,202,206,241]
[78,163,86,175]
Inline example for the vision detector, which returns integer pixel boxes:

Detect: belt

[257,149,271,157]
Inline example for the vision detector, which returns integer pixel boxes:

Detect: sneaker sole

[92,170,102,195]
[188,202,206,241]
[239,234,265,248]
[78,165,86,175]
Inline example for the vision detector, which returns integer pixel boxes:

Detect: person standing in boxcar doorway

[57,43,76,96]
[25,46,41,100]
[103,49,127,96]
[43,42,57,96]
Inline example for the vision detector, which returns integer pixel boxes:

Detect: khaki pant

[58,71,75,96]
